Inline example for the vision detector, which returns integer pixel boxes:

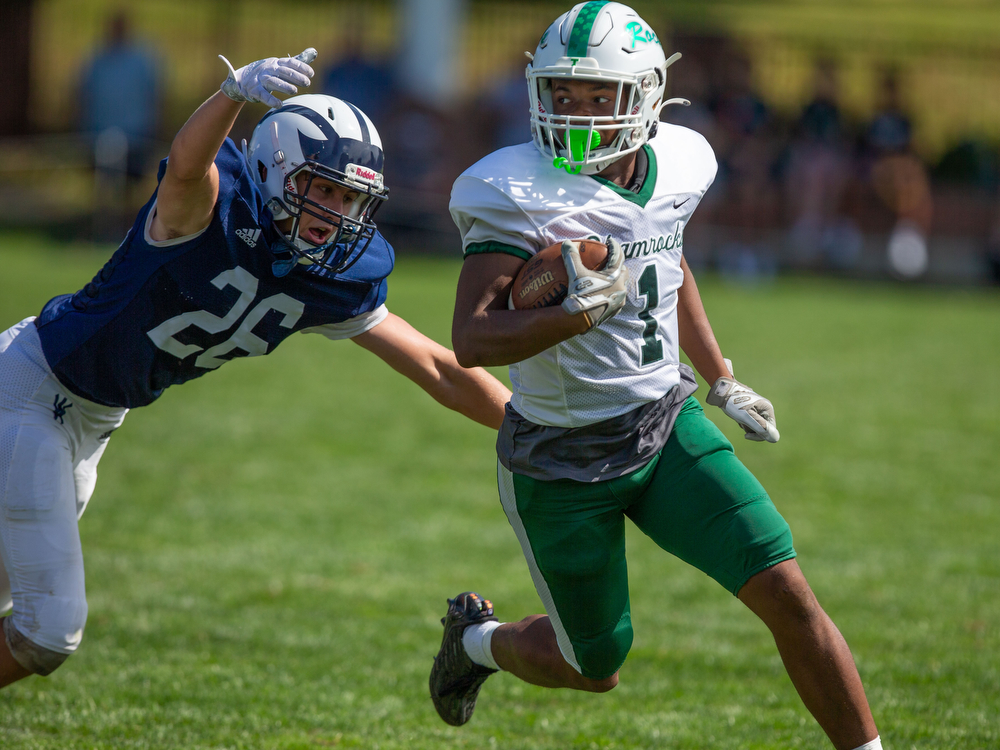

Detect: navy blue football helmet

[244,94,388,276]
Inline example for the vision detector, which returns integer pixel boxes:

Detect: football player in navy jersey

[0,48,511,689]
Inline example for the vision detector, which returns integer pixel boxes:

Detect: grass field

[0,233,998,749]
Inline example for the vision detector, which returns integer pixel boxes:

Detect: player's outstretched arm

[150,92,244,241]
[151,49,316,242]
[352,313,512,429]
[677,256,779,443]
[452,253,591,368]
[676,255,731,384]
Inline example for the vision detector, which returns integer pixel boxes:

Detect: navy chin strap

[268,223,319,278]
[271,255,298,278]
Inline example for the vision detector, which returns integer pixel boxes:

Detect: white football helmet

[244,94,389,276]
[527,1,686,175]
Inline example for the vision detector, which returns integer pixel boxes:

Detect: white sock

[462,620,502,671]
[850,737,882,750]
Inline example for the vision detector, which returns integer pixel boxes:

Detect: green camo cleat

[429,592,499,726]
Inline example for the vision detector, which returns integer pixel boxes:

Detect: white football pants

[0,317,127,654]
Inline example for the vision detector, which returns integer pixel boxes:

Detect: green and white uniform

[451,126,796,680]
[454,126,709,429]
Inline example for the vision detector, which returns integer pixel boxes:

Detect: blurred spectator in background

[319,13,397,126]
[475,41,534,154]
[661,52,717,144]
[319,6,461,251]
[931,135,1000,285]
[709,48,781,281]
[79,11,161,183]
[784,58,861,270]
[865,67,913,160]
[987,184,1000,283]
[381,94,454,196]
[988,218,1000,284]
[78,10,162,238]
[376,93,459,251]
[660,40,722,271]
[710,48,771,155]
[487,72,532,151]
[860,66,934,278]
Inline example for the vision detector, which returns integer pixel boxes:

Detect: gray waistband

[497,363,699,482]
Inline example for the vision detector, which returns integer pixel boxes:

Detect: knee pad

[3,617,72,676]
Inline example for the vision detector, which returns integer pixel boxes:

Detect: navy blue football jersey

[35,139,394,408]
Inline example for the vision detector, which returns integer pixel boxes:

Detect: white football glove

[561,236,629,330]
[706,376,780,443]
[219,48,317,108]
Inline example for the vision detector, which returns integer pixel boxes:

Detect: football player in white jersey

[430,4,882,749]
[0,48,511,691]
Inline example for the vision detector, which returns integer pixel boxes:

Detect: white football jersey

[450,124,717,428]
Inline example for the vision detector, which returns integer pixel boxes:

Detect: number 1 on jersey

[637,263,663,366]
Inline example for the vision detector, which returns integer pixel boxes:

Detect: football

[509,238,609,310]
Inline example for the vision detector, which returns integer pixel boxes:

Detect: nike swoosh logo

[673,197,691,209]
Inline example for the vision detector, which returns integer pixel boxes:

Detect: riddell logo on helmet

[346,163,384,190]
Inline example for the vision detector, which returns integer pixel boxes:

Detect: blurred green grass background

[0,233,997,748]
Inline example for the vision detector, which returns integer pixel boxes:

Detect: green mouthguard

[554,129,602,173]
[567,128,601,161]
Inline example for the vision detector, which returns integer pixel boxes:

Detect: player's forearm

[432,360,512,429]
[676,258,731,384]
[452,252,592,367]
[166,92,243,181]
[452,308,590,368]
[351,313,510,428]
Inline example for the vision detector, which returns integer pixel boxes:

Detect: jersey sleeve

[142,139,262,252]
[673,125,719,195]
[693,131,719,196]
[449,175,543,259]
[215,138,268,229]
[299,304,389,341]
[142,198,212,248]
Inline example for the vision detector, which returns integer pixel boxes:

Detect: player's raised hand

[561,236,629,330]
[706,376,780,443]
[219,48,317,108]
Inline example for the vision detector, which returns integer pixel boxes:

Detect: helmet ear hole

[257,160,268,183]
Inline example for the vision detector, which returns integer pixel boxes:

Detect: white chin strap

[293,236,319,254]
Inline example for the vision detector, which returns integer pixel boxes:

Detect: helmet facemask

[274,160,386,276]
[532,71,662,175]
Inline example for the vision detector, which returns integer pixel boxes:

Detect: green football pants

[496,397,796,680]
